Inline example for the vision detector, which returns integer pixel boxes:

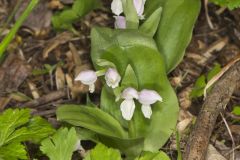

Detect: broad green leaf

[40,128,78,160]
[101,86,127,129]
[139,7,162,37]
[136,151,171,160]
[232,106,240,116]
[84,143,121,160]
[145,0,201,72]
[90,27,158,70]
[99,135,144,159]
[0,143,27,160]
[121,64,139,89]
[56,105,127,138]
[76,127,99,142]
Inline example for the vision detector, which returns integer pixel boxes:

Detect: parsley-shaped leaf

[0,109,30,145]
[0,108,55,160]
[210,0,240,10]
[0,143,26,160]
[40,127,78,160]
[84,143,121,160]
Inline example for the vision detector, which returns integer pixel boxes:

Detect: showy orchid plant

[57,0,201,159]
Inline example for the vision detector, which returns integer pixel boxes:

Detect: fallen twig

[183,61,240,160]
[20,89,67,108]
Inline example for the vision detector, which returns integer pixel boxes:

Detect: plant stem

[0,0,39,59]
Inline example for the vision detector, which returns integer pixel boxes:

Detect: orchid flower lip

[120,99,136,121]
[119,87,139,121]
[141,104,152,119]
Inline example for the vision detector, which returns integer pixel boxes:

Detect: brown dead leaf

[55,67,66,90]
[206,145,227,160]
[0,54,31,95]
[28,81,40,99]
[43,32,73,58]
[69,43,82,66]
[178,86,192,110]
[0,97,11,111]
[49,0,64,9]
[177,118,192,133]
[15,0,52,36]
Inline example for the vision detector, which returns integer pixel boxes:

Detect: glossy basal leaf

[56,105,127,138]
[145,0,201,72]
[91,27,158,71]
[93,44,179,152]
[98,135,144,159]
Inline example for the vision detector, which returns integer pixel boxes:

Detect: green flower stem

[0,0,39,60]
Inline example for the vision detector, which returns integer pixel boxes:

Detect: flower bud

[105,68,121,88]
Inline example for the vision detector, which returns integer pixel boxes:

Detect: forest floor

[1,0,240,159]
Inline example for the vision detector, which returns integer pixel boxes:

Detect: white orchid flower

[114,16,126,29]
[133,0,146,19]
[120,87,138,120]
[75,70,97,93]
[105,68,121,88]
[138,89,162,119]
[111,0,123,16]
